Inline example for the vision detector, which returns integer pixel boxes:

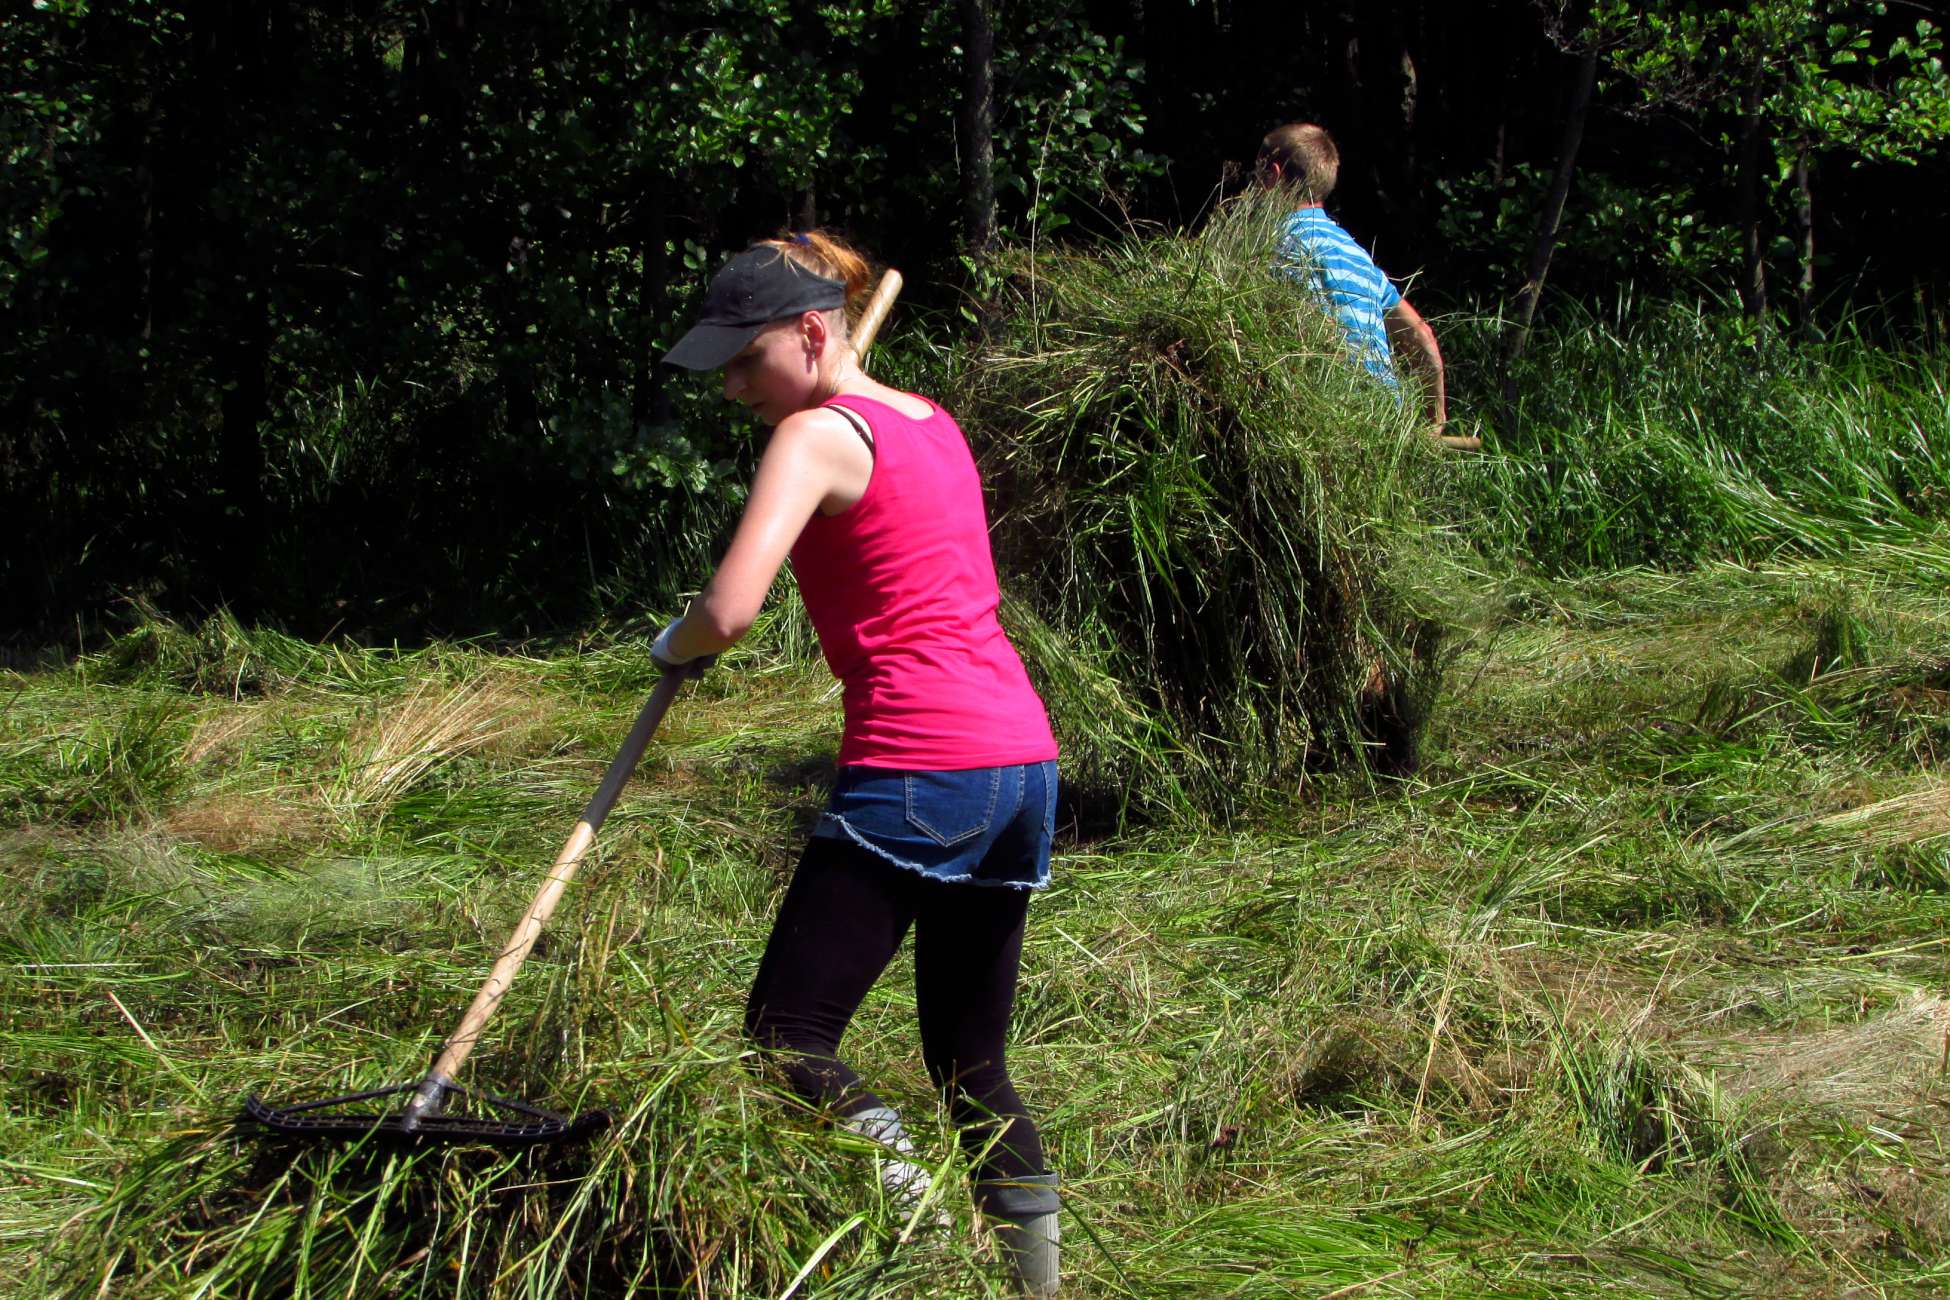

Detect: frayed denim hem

[817,812,1051,891]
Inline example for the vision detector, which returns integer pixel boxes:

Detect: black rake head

[241,1081,612,1149]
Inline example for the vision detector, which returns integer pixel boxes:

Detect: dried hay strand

[161,793,328,853]
[179,701,272,768]
[1721,993,1950,1118]
[328,674,531,816]
[1811,781,1950,844]
[1719,777,1950,871]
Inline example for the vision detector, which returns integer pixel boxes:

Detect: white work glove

[651,618,716,676]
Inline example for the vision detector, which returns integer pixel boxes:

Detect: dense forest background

[6,0,1948,641]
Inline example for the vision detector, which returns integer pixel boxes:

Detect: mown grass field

[6,530,1950,1297]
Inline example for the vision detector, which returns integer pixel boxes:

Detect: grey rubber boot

[975,1171,1060,1297]
[841,1105,933,1207]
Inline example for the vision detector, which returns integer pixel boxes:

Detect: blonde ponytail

[760,229,875,329]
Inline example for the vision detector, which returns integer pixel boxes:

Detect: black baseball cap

[661,246,847,370]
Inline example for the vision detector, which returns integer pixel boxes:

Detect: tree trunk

[499,217,539,444]
[1499,43,1598,420]
[216,305,270,613]
[783,0,822,237]
[1793,138,1814,335]
[958,0,995,256]
[207,0,280,616]
[1394,42,1420,252]
[1491,3,1515,187]
[633,172,670,429]
[1735,73,1768,323]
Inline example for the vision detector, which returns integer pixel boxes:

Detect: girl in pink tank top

[655,231,1061,1296]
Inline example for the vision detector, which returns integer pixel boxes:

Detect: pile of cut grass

[1454,300,1950,572]
[6,540,1950,1295]
[5,614,996,1296]
[943,193,1456,817]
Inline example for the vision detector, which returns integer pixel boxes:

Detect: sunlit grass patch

[325,674,541,823]
[0,690,191,827]
[178,694,282,768]
[163,791,331,853]
[6,543,1950,1294]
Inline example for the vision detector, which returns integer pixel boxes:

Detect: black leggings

[744,836,1046,1182]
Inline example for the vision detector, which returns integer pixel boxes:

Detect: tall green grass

[10,538,1950,1296]
[1455,299,1950,572]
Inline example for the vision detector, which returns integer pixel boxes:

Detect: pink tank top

[790,393,1059,770]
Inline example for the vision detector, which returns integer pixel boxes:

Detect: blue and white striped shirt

[1276,207,1402,386]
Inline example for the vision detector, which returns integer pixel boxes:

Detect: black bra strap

[827,402,874,448]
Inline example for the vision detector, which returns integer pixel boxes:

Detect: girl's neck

[823,357,902,405]
[821,364,931,419]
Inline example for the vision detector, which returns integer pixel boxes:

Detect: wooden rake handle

[423,668,685,1089]
[414,267,908,1111]
[853,267,903,355]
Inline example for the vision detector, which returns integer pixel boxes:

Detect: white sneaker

[843,1106,948,1225]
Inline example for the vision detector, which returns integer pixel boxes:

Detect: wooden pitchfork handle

[402,267,906,1127]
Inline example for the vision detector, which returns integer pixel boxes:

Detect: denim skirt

[812,760,1059,889]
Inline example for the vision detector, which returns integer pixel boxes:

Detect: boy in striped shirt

[1258,123,1447,433]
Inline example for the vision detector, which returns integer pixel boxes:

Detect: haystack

[947,195,1456,817]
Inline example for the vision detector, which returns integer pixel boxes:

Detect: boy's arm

[1385,298,1446,432]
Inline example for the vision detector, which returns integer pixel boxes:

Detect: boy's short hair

[1257,123,1339,203]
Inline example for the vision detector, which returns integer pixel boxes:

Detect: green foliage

[851,0,1159,246]
[1586,0,1950,308]
[1594,0,1950,165]
[1,1,1177,637]
[9,0,1949,643]
[946,193,1456,815]
[1436,163,1739,292]
[990,7,1161,237]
